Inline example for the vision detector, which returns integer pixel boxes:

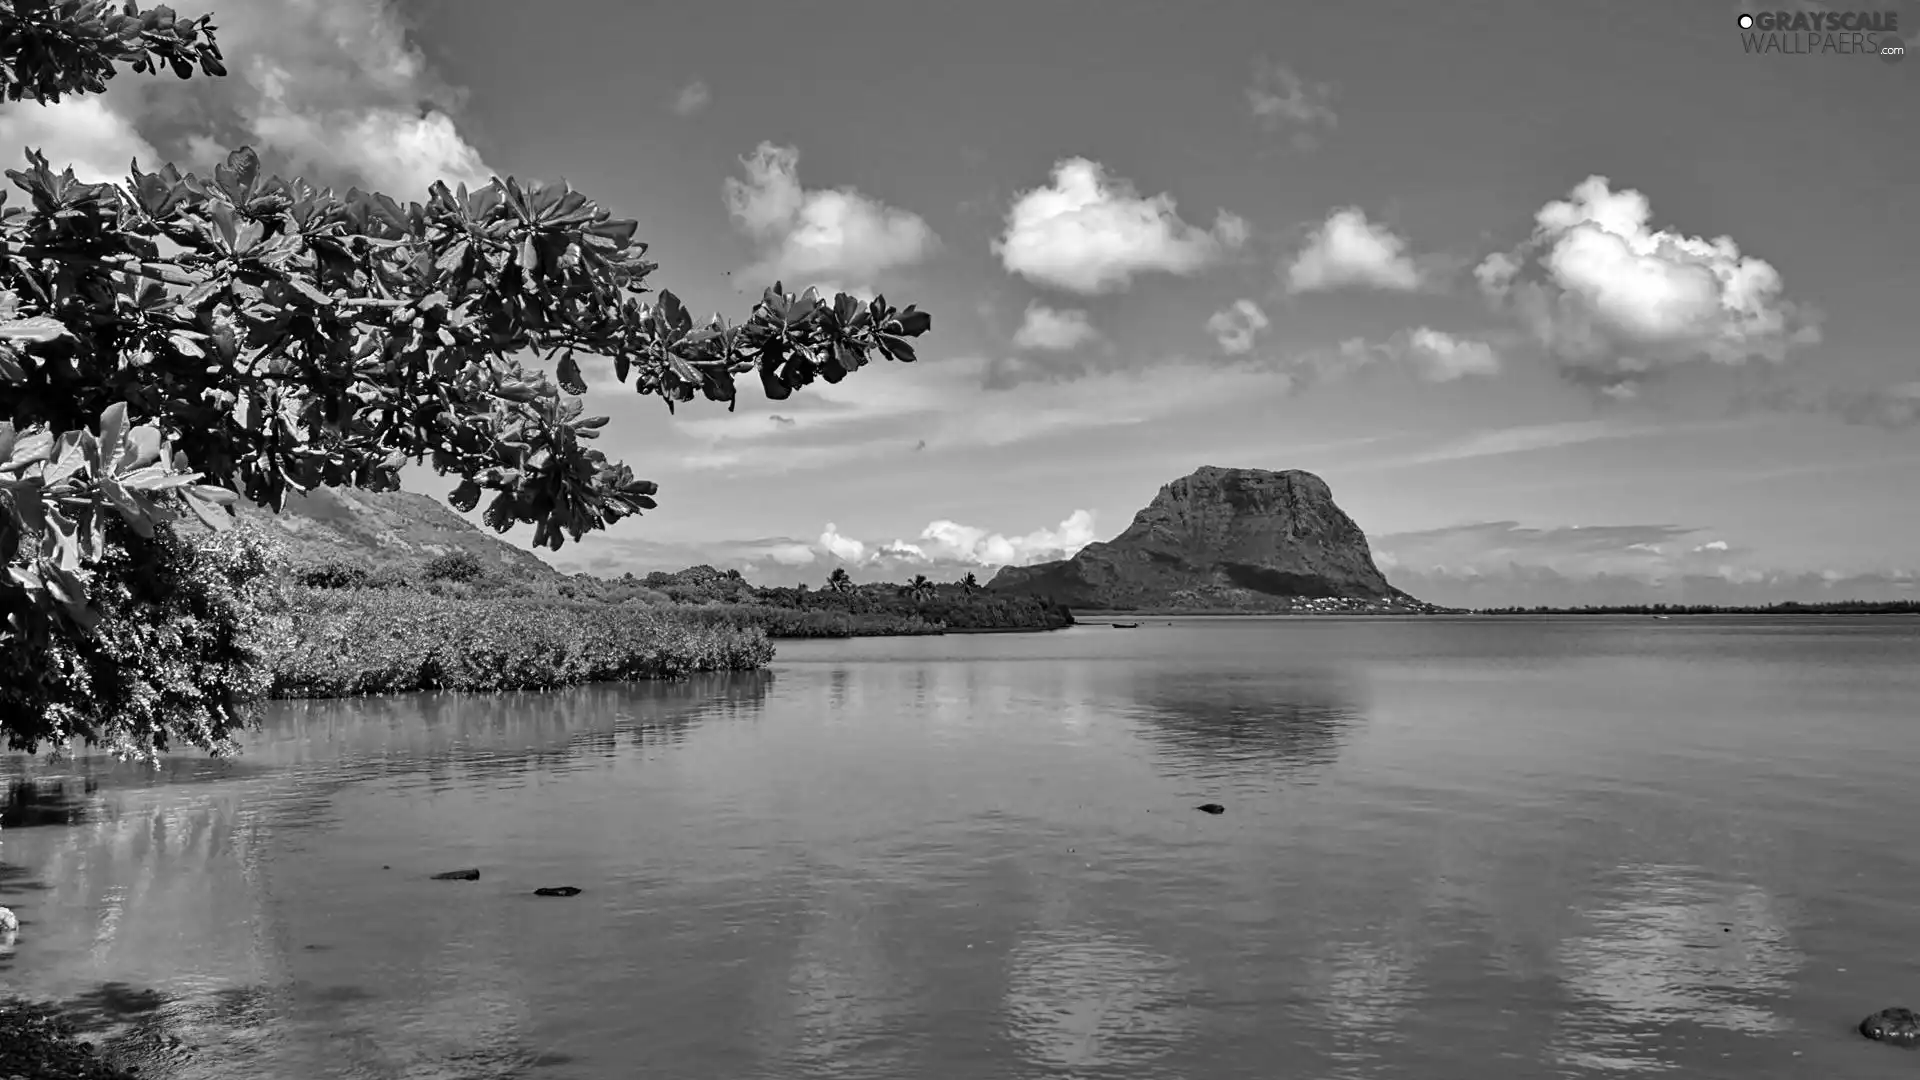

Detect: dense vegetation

[1475,601,1920,615]
[0,1,930,756]
[264,557,1073,698]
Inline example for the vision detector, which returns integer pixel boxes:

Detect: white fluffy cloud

[672,80,711,117]
[1011,303,1100,351]
[724,142,939,292]
[0,0,495,197]
[1399,327,1501,382]
[1286,208,1426,293]
[1205,299,1271,355]
[1475,175,1820,392]
[994,158,1249,294]
[821,511,1097,570]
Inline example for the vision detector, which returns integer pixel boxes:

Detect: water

[3,615,1919,1079]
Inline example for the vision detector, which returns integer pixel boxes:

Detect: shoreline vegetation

[263,549,1074,700]
[1470,601,1920,615]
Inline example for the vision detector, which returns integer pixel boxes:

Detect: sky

[7,0,1918,607]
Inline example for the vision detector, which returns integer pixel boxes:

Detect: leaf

[556,351,587,395]
[282,273,332,306]
[894,307,932,336]
[0,316,70,342]
[207,200,238,249]
[98,402,129,471]
[184,489,234,531]
[877,334,918,363]
[666,355,700,386]
[8,429,53,467]
[449,477,482,512]
[117,466,197,492]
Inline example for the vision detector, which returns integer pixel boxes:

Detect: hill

[987,466,1442,613]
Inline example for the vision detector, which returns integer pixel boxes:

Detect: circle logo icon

[1738,13,1755,28]
[1881,33,1907,62]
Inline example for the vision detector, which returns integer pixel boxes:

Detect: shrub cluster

[263,586,773,699]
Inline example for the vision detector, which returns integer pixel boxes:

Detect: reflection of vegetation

[2,777,100,829]
[1123,670,1363,773]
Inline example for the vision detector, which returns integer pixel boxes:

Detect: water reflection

[1002,926,1193,1073]
[1550,863,1802,1072]
[778,878,922,1078]
[1123,667,1365,778]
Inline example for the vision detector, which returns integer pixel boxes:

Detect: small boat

[1111,622,1140,629]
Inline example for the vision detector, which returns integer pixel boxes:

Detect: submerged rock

[533,886,582,897]
[1195,803,1225,815]
[431,869,480,881]
[1860,1006,1920,1047]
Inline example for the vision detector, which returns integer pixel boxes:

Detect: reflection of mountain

[1003,927,1193,1072]
[1550,863,1802,1073]
[1122,667,1365,775]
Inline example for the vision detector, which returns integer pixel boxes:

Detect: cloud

[1286,208,1428,293]
[1397,328,1502,381]
[669,353,1296,474]
[1372,518,1918,607]
[994,158,1248,294]
[1246,59,1337,145]
[1745,380,1920,431]
[671,80,711,117]
[1205,299,1271,355]
[1369,517,1918,609]
[0,0,495,198]
[1359,419,1641,470]
[824,510,1097,571]
[0,97,160,184]
[1475,176,1821,395]
[1283,327,1503,389]
[1012,303,1101,352]
[723,142,939,292]
[545,511,1099,585]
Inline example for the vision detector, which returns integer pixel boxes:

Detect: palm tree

[827,568,854,594]
[960,571,979,596]
[906,573,936,604]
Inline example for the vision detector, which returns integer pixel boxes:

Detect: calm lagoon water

[3,615,1919,1079]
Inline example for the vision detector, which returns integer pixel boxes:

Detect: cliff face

[986,466,1427,612]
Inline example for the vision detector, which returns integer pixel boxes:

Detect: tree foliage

[0,1,932,754]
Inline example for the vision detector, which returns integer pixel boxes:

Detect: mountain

[986,466,1438,613]
[187,485,559,579]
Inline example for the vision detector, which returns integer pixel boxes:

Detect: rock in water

[0,906,16,933]
[534,886,582,897]
[1196,803,1226,815]
[431,869,480,881]
[986,466,1434,612]
[1860,1006,1920,1046]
